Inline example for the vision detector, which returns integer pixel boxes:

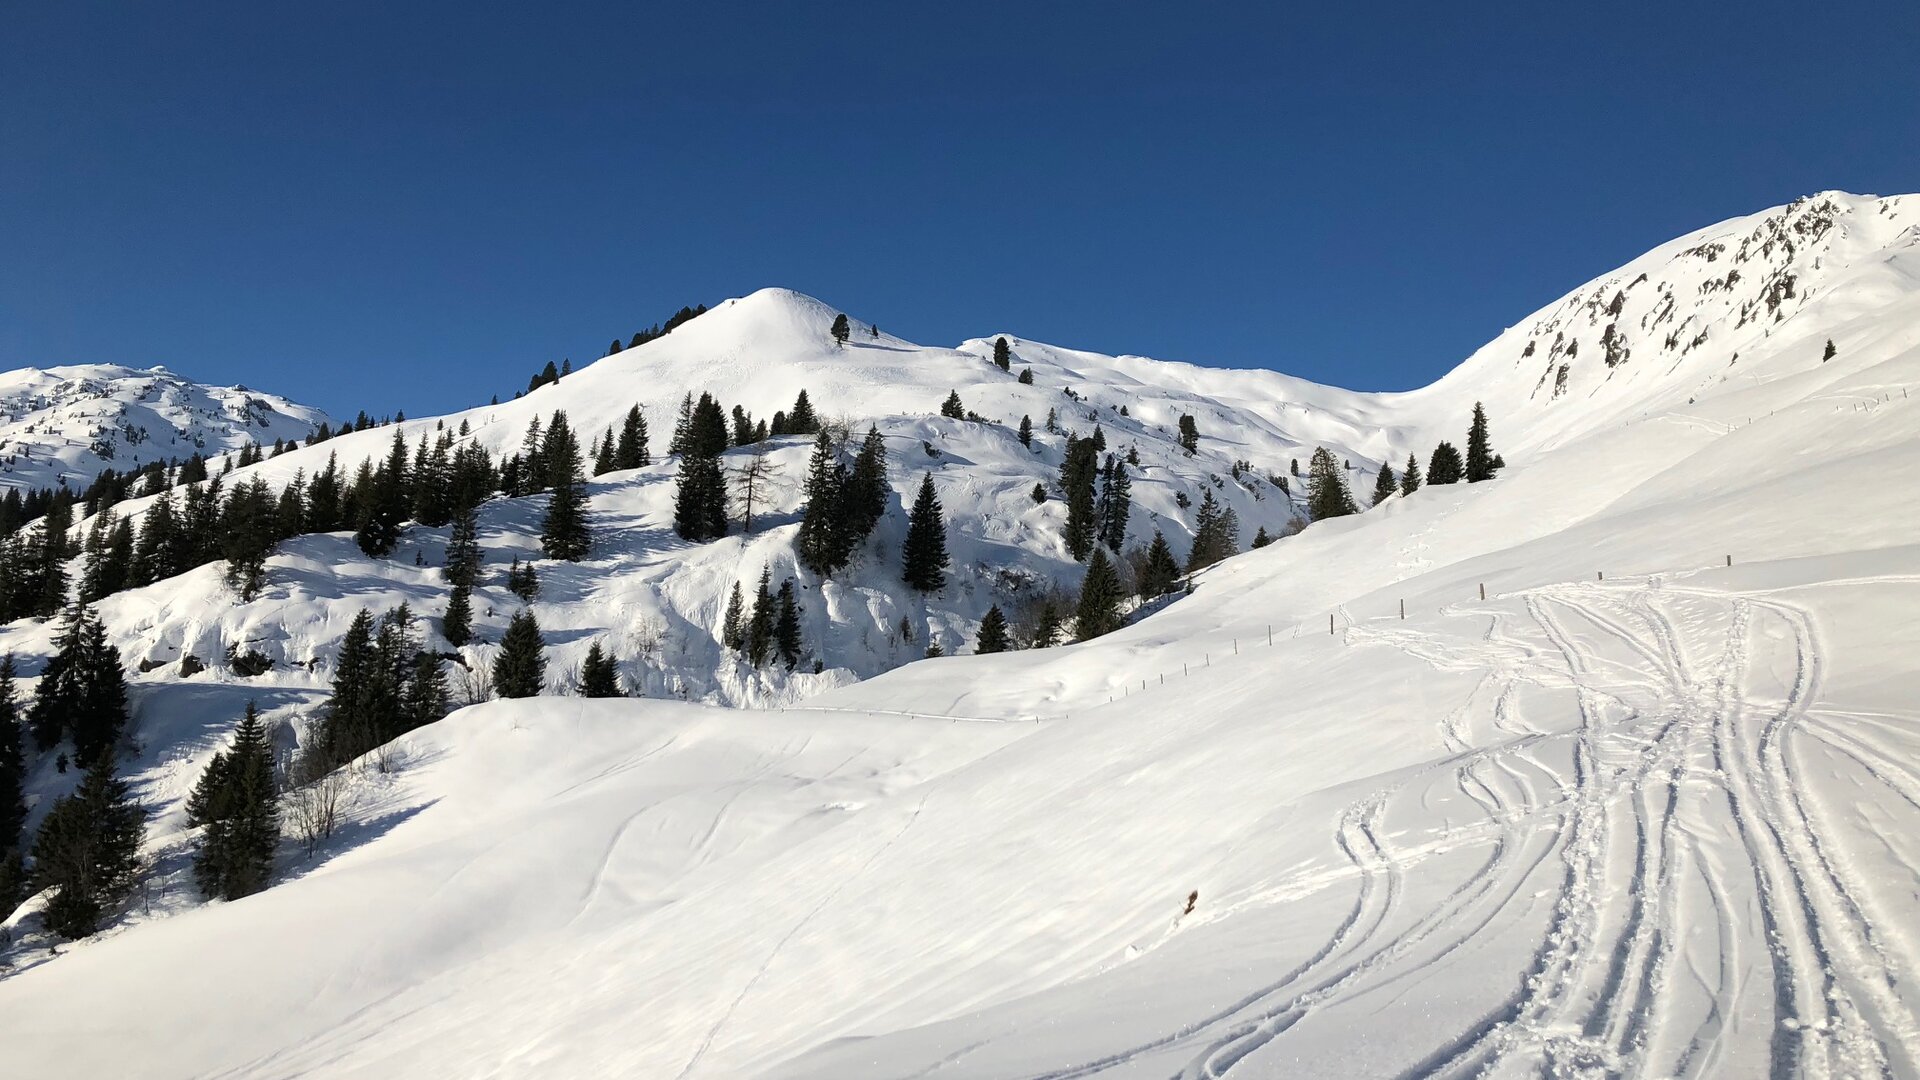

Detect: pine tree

[0,655,24,861]
[672,448,729,542]
[1428,441,1464,485]
[775,580,803,670]
[1017,415,1033,447]
[28,607,129,769]
[1075,547,1124,640]
[976,605,1010,654]
[747,567,775,667]
[1178,414,1200,453]
[1185,491,1240,572]
[1018,367,1034,385]
[32,754,143,938]
[1464,402,1497,483]
[494,610,546,698]
[1370,462,1398,507]
[445,505,482,586]
[540,411,592,560]
[721,583,745,651]
[1139,531,1183,596]
[1824,338,1837,361]
[901,474,950,592]
[668,393,695,456]
[506,557,540,601]
[318,609,382,765]
[443,582,474,647]
[941,390,965,420]
[1098,454,1132,552]
[1060,436,1100,561]
[1307,447,1360,520]
[1251,526,1274,548]
[796,432,847,576]
[578,641,621,697]
[190,703,279,901]
[221,476,279,600]
[614,404,650,469]
[993,337,1012,370]
[594,427,617,475]
[787,390,819,435]
[831,313,851,346]
[1030,602,1061,649]
[842,426,889,549]
[403,650,448,732]
[1400,452,1423,496]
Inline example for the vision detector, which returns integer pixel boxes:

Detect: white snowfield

[3,190,1920,1078]
[0,363,331,493]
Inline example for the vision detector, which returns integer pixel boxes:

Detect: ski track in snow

[1027,580,1920,1080]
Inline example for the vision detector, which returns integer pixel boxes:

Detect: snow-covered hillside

[0,364,332,493]
[2,191,1919,1079]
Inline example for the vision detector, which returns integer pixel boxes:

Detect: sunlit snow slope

[3,191,1919,1079]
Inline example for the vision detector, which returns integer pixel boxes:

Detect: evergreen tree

[1254,526,1277,548]
[1465,402,1497,483]
[1428,441,1464,485]
[190,703,279,901]
[746,567,775,667]
[1139,531,1183,597]
[775,580,803,670]
[844,426,890,544]
[1307,447,1360,520]
[1075,547,1124,640]
[1178,414,1200,453]
[1400,452,1423,496]
[0,655,24,861]
[445,505,482,586]
[402,649,448,732]
[1018,367,1034,385]
[1098,454,1132,552]
[1060,436,1100,561]
[493,610,546,698]
[1371,462,1398,507]
[28,607,129,769]
[540,411,592,560]
[1185,491,1240,572]
[795,432,847,576]
[318,609,383,765]
[1030,602,1061,649]
[443,582,474,647]
[993,336,1012,370]
[721,582,746,651]
[1017,415,1033,447]
[578,641,621,697]
[672,447,729,542]
[941,390,966,419]
[831,313,851,346]
[506,557,540,602]
[614,404,650,469]
[594,427,617,474]
[787,390,819,435]
[901,474,950,592]
[221,476,279,600]
[668,393,695,456]
[1824,338,1837,361]
[976,604,1010,654]
[32,754,143,938]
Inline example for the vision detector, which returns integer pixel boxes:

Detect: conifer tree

[775,580,803,670]
[1018,367,1034,385]
[1823,338,1837,361]
[221,476,279,600]
[1252,526,1274,548]
[941,390,965,420]
[494,610,546,698]
[1098,454,1132,552]
[0,655,23,863]
[32,754,143,938]
[1400,452,1423,495]
[1307,447,1360,520]
[1017,415,1033,447]
[594,427,617,475]
[844,426,890,545]
[506,557,540,601]
[445,505,482,587]
[672,446,729,543]
[747,567,775,667]
[787,390,819,435]
[318,609,382,765]
[578,641,621,697]
[443,582,474,647]
[403,649,449,732]
[1371,462,1398,507]
[1075,547,1124,641]
[668,393,695,456]
[1428,441,1464,485]
[796,432,847,576]
[1030,602,1061,649]
[540,411,592,561]
[993,336,1012,370]
[721,582,745,651]
[614,404,650,469]
[28,607,129,768]
[190,703,279,901]
[1060,436,1100,561]
[976,605,1010,654]
[902,474,950,592]
[1178,414,1200,453]
[831,313,851,346]
[1465,402,1497,483]
[1185,491,1240,572]
[1139,531,1183,597]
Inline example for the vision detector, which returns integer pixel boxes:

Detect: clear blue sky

[4,1,1915,417]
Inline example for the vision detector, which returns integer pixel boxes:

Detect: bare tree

[732,441,780,533]
[453,661,495,708]
[285,748,351,854]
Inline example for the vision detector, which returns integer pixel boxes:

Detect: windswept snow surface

[3,192,1920,1078]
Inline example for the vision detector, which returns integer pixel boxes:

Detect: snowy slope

[2,191,1919,1079]
[0,364,332,493]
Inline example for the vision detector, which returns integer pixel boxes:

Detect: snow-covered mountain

[3,191,1919,1079]
[0,364,332,493]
